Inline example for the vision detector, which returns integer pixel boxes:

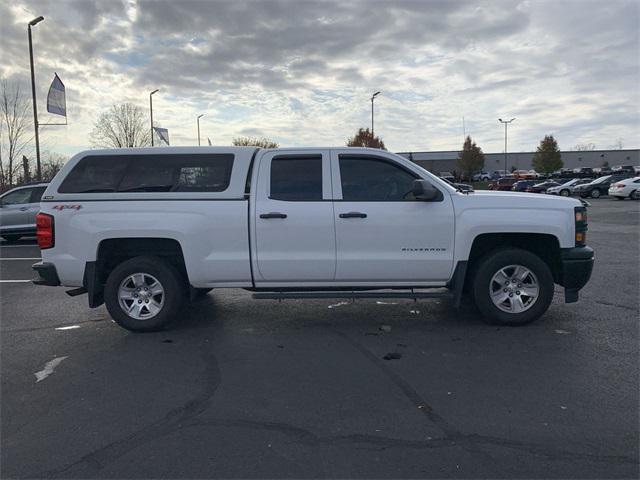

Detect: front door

[331,151,455,284]
[253,150,336,283]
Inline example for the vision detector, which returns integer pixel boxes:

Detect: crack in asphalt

[39,341,221,478]
[331,329,638,466]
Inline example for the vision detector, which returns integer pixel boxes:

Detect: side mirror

[413,179,439,201]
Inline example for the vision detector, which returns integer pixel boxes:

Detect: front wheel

[631,190,640,200]
[104,256,186,332]
[560,189,570,197]
[472,248,554,326]
[590,189,601,198]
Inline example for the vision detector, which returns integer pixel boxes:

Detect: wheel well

[465,233,562,286]
[95,238,188,286]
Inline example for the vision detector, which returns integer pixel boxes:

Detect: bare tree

[232,136,279,148]
[0,79,33,188]
[573,143,596,151]
[90,103,151,148]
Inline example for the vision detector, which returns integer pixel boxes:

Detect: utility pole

[28,16,44,181]
[197,114,204,146]
[370,91,380,137]
[498,118,516,173]
[149,89,159,146]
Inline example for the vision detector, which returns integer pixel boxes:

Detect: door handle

[260,212,287,219]
[339,212,367,218]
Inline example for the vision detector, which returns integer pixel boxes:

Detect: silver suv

[0,183,48,243]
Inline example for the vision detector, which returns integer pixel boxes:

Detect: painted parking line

[0,244,38,248]
[0,280,32,283]
[0,258,41,261]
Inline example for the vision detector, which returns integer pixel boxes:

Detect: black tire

[590,189,601,199]
[614,196,624,200]
[472,248,554,326]
[559,189,570,197]
[2,235,21,243]
[192,287,213,301]
[630,190,640,200]
[104,256,186,332]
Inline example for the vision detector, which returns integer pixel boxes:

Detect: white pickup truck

[32,147,594,332]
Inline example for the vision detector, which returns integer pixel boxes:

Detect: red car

[489,177,517,191]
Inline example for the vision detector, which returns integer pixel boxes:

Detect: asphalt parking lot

[1,198,638,479]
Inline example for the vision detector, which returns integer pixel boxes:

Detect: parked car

[552,168,576,179]
[472,171,491,181]
[573,167,594,178]
[526,181,561,194]
[488,177,517,191]
[608,176,640,200]
[573,174,629,198]
[32,146,593,331]
[491,170,508,179]
[443,178,474,193]
[0,183,48,243]
[511,180,536,192]
[512,169,531,179]
[611,165,636,176]
[439,171,455,182]
[546,178,592,197]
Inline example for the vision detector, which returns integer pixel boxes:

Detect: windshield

[591,175,611,185]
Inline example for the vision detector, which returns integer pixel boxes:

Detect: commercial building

[397,149,639,175]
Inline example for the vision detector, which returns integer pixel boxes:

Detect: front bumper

[559,246,594,303]
[32,262,61,286]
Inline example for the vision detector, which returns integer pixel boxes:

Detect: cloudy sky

[1,0,638,158]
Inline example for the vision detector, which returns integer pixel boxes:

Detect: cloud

[0,0,637,158]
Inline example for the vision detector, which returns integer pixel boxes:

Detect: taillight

[612,183,624,188]
[36,213,54,249]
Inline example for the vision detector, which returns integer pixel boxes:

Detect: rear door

[0,187,35,231]
[252,150,336,283]
[331,151,455,284]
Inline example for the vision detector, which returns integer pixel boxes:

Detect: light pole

[149,89,159,146]
[197,114,204,146]
[28,16,44,181]
[498,118,516,173]
[370,91,380,136]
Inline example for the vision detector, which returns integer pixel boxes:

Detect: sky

[1,0,639,158]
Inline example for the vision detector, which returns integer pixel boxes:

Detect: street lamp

[149,89,159,146]
[370,91,381,136]
[28,16,44,181]
[498,118,516,174]
[197,114,205,146]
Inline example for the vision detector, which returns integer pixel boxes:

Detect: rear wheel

[2,235,21,243]
[559,189,570,197]
[472,248,554,326]
[630,190,640,200]
[104,256,186,332]
[590,189,601,198]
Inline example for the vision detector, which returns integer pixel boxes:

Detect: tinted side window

[30,187,47,203]
[270,156,323,201]
[59,156,130,193]
[339,156,417,201]
[59,154,234,193]
[1,188,33,205]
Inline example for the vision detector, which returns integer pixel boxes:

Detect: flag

[153,127,170,145]
[207,137,212,146]
[46,73,66,117]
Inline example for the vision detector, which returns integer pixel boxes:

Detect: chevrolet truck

[32,147,594,332]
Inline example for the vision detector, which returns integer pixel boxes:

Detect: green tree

[346,127,386,150]
[532,135,563,174]
[232,136,279,148]
[456,136,485,180]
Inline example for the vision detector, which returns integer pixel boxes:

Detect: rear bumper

[559,246,594,303]
[32,262,61,286]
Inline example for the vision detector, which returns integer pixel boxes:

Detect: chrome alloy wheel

[489,265,539,314]
[118,273,165,320]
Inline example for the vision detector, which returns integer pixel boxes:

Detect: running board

[252,288,453,301]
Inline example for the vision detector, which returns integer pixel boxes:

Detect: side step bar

[252,289,454,301]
